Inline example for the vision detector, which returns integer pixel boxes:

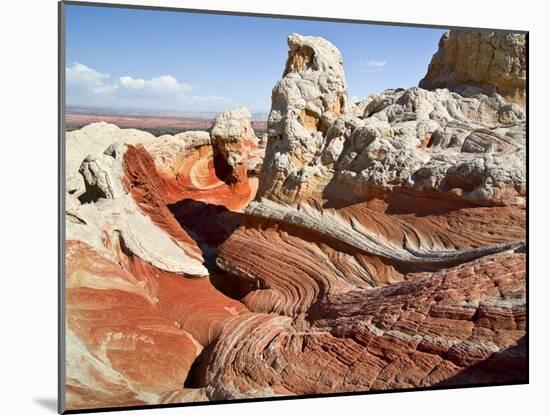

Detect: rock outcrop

[419,30,527,109]
[64,112,259,410]
[64,30,526,411]
[214,33,526,397]
[258,33,351,202]
[211,107,258,187]
[258,34,525,207]
[203,251,525,399]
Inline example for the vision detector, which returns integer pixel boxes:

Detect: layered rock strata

[64,30,526,410]
[214,32,526,396]
[203,251,525,399]
[64,111,258,410]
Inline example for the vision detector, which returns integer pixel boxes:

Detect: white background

[0,0,546,414]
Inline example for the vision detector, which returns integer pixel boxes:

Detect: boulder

[210,107,257,186]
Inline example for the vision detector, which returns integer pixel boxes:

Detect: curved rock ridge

[121,144,209,255]
[67,143,207,276]
[258,34,525,207]
[200,252,525,399]
[419,30,527,109]
[217,219,359,319]
[217,199,525,320]
[245,197,524,265]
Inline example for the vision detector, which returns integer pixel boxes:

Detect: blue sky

[65,4,447,114]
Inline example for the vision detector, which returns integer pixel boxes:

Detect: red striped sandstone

[64,109,257,410]
[202,252,525,399]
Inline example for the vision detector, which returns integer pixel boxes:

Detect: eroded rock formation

[214,33,526,397]
[258,34,525,207]
[419,30,527,108]
[259,33,351,202]
[64,30,526,411]
[64,112,257,410]
[211,107,258,186]
[203,251,525,398]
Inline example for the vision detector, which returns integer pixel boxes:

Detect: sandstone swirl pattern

[214,32,526,397]
[64,30,526,410]
[64,110,257,409]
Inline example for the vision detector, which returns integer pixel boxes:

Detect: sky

[65,4,447,114]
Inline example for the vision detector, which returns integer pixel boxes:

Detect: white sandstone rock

[257,33,526,207]
[65,142,208,277]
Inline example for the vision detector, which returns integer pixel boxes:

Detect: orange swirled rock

[199,252,525,399]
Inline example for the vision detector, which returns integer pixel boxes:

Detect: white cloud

[65,62,233,111]
[367,60,387,67]
[355,60,387,73]
[109,75,194,97]
[66,63,110,93]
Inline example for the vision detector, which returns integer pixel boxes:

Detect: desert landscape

[64,29,526,411]
[65,111,268,137]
